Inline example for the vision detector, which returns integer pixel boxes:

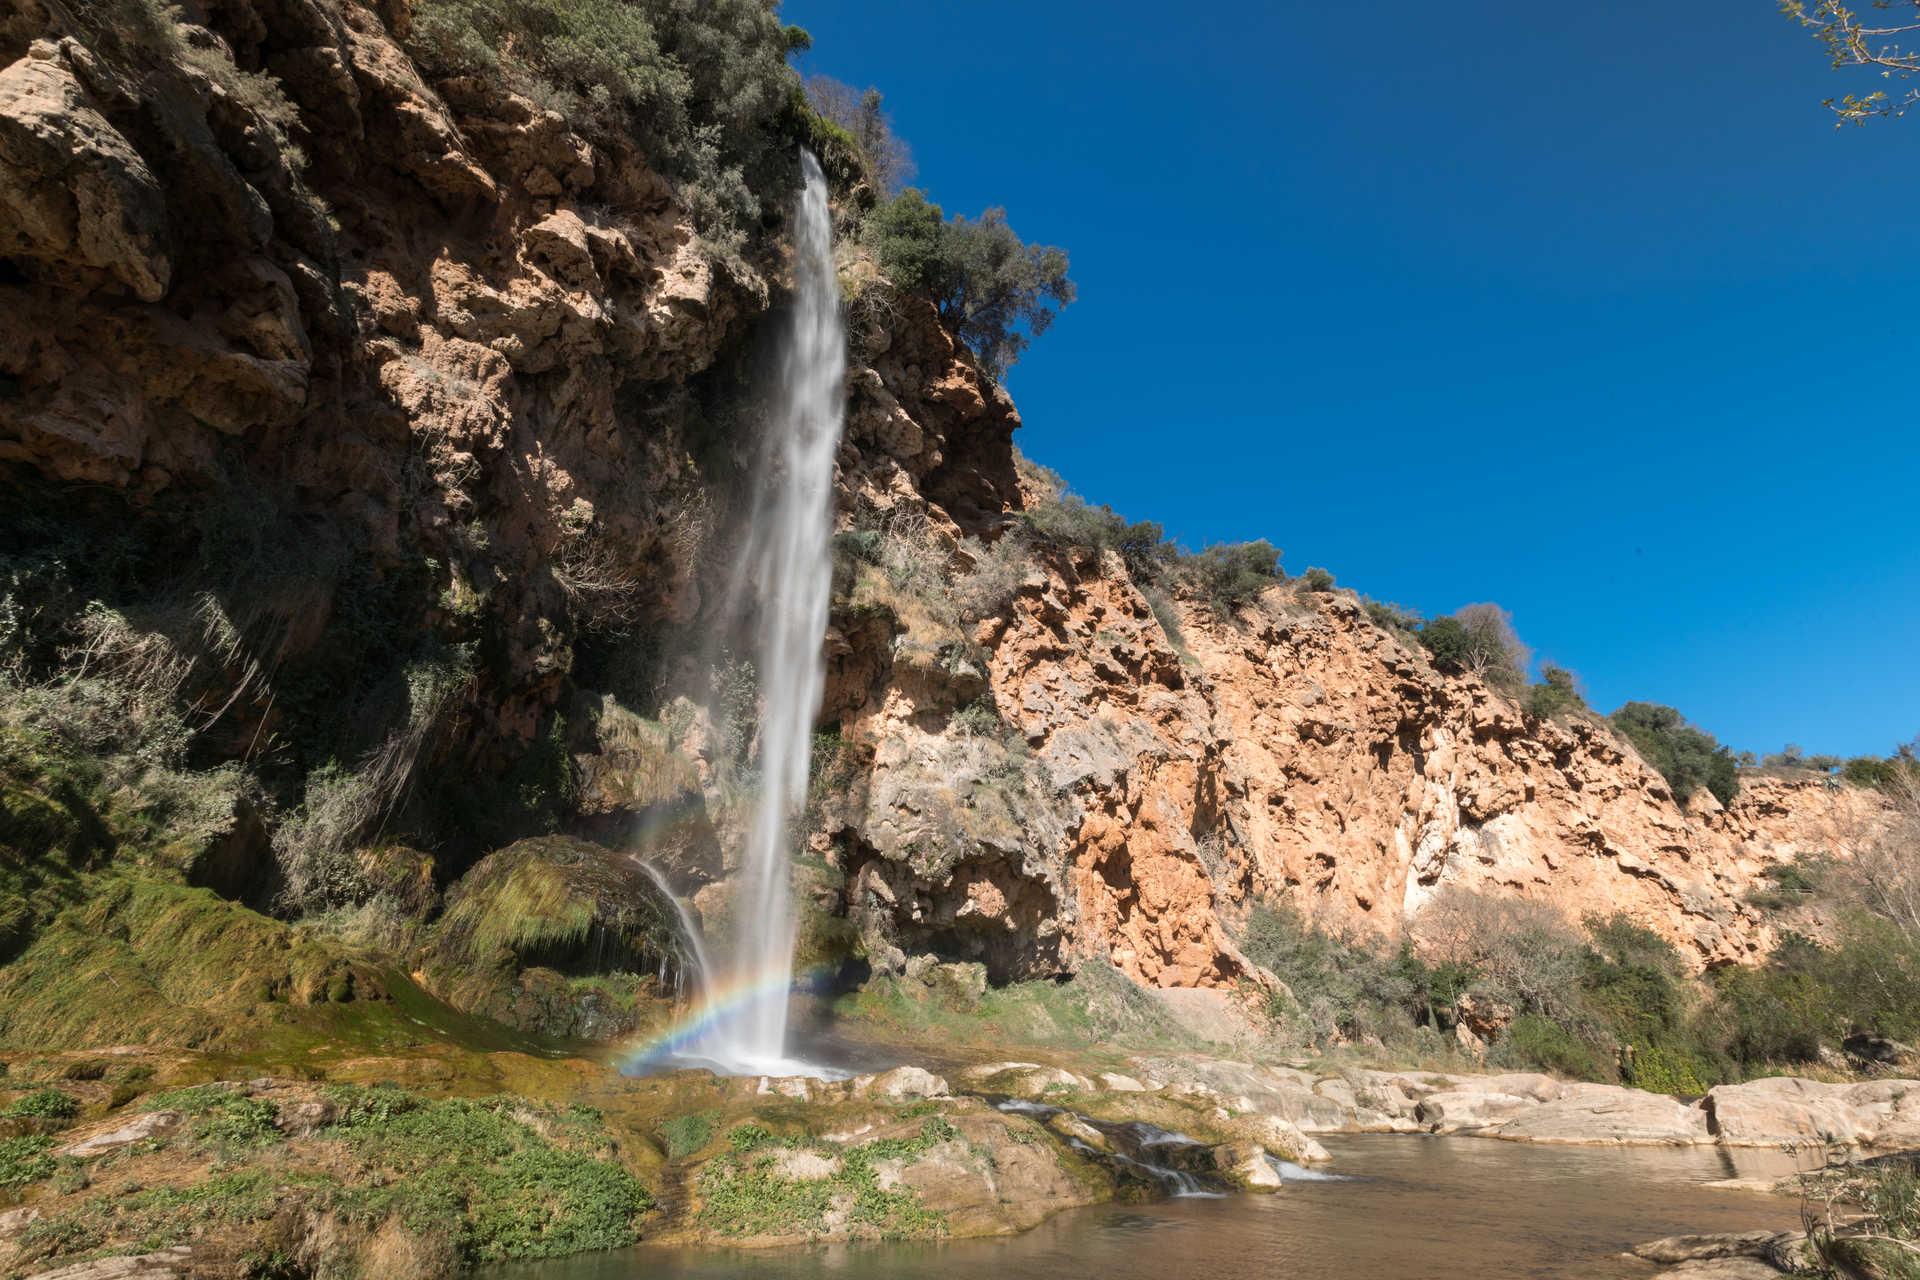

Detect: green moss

[421,837,690,1041]
[658,1109,718,1159]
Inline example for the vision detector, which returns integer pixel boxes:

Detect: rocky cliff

[0,0,1890,1028]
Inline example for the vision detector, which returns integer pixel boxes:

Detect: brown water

[494,1136,1808,1280]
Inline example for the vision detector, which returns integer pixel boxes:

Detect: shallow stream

[494,1134,1809,1279]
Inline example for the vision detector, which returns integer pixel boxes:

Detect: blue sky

[792,1,1919,760]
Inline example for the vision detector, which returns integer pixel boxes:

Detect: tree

[1419,603,1529,689]
[867,190,1074,381]
[803,75,915,194]
[1781,1,1920,124]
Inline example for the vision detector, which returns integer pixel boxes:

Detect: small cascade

[633,860,714,1007]
[988,1097,1229,1199]
[1266,1156,1353,1183]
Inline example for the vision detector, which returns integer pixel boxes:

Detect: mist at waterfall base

[620,150,847,1081]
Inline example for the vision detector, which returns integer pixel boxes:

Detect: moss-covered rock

[421,837,696,1041]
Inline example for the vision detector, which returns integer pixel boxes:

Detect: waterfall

[693,149,846,1073]
[632,859,715,1007]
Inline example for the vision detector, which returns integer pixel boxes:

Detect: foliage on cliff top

[868,189,1074,381]
[1610,701,1739,807]
[1418,603,1530,690]
[407,0,810,248]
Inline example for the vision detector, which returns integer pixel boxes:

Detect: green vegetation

[867,189,1074,380]
[422,836,689,1039]
[1297,566,1336,594]
[1418,603,1530,689]
[696,1115,955,1240]
[1840,744,1920,789]
[1363,599,1426,639]
[10,1084,651,1271]
[658,1109,720,1159]
[1523,664,1588,721]
[1180,541,1285,614]
[1610,701,1739,806]
[1781,0,1920,126]
[406,0,809,251]
[0,1134,56,1190]
[804,76,915,195]
[4,1087,78,1120]
[1245,785,1920,1087]
[1800,1157,1920,1280]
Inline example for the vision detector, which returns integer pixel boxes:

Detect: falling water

[632,859,715,1006]
[688,149,846,1074]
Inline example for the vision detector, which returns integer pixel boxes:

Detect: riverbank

[5,1032,1913,1275]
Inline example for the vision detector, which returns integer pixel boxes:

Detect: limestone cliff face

[0,0,1888,998]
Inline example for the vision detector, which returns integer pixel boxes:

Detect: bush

[867,189,1074,381]
[1504,1013,1603,1079]
[1363,599,1425,636]
[1239,900,1426,1046]
[406,0,806,249]
[1418,615,1470,672]
[1610,701,1739,807]
[5,1088,78,1120]
[1524,664,1587,721]
[1176,541,1283,615]
[1297,567,1335,594]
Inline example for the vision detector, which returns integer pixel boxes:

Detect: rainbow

[615,963,843,1074]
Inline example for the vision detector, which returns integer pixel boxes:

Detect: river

[494,1134,1808,1280]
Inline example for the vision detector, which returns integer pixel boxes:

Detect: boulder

[54,1109,182,1158]
[1415,1090,1536,1134]
[860,1066,950,1103]
[1212,1141,1283,1191]
[1704,1077,1870,1146]
[1491,1083,1709,1145]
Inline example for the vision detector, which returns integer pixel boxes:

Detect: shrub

[1418,615,1471,672]
[1239,900,1425,1045]
[1610,701,1739,807]
[5,1088,77,1121]
[1297,567,1335,594]
[1176,540,1283,615]
[406,0,806,248]
[1504,1013,1603,1079]
[0,1135,56,1189]
[1524,664,1587,721]
[658,1110,718,1159]
[867,190,1074,381]
[1363,599,1425,636]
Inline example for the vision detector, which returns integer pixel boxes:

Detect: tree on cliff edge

[867,190,1074,382]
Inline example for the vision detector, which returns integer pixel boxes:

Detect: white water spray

[690,150,846,1074]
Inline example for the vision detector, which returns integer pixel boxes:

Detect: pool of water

[494,1135,1808,1280]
